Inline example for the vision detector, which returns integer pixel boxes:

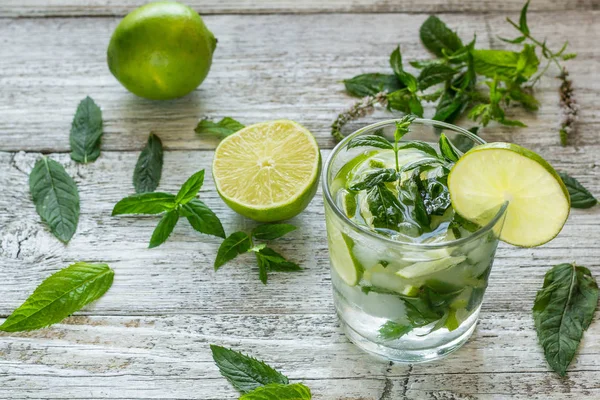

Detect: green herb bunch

[344,115,464,239]
[333,1,577,144]
[214,223,301,284]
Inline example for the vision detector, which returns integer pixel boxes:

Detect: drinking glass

[322,118,507,363]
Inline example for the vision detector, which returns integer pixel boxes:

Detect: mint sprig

[214,224,300,284]
[210,345,311,399]
[112,169,225,248]
[195,117,245,138]
[334,2,577,143]
[0,262,114,332]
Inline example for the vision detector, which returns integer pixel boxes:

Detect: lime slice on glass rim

[212,120,321,222]
[448,142,570,247]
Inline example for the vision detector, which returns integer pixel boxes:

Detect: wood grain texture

[0,0,596,17]
[1,4,600,400]
[0,12,599,153]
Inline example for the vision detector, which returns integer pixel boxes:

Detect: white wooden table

[1,1,599,399]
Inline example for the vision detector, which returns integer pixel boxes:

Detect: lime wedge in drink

[448,143,570,247]
[396,255,467,279]
[328,230,364,286]
[212,120,321,222]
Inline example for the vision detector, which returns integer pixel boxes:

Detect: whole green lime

[107,1,217,100]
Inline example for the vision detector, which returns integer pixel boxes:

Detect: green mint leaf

[516,44,540,80]
[367,184,406,231]
[133,132,164,193]
[149,210,179,248]
[179,199,226,238]
[399,174,431,231]
[0,263,113,332]
[473,46,539,81]
[417,64,457,90]
[195,117,244,138]
[419,166,452,216]
[257,247,301,272]
[408,95,424,117]
[256,252,269,284]
[518,0,530,35]
[240,383,311,400]
[350,168,398,191]
[210,345,289,394]
[346,135,393,150]
[498,35,526,44]
[403,291,446,327]
[389,45,403,77]
[438,133,459,162]
[390,46,418,92]
[419,16,464,58]
[252,224,297,241]
[499,118,527,127]
[397,141,439,159]
[387,89,413,113]
[508,86,539,111]
[70,96,103,163]
[409,60,440,69]
[433,88,469,123]
[419,88,444,102]
[175,170,205,205]
[343,73,403,97]
[533,263,598,376]
[112,192,177,215]
[29,157,80,243]
[393,114,416,143]
[378,321,412,340]
[214,232,252,270]
[558,172,598,209]
[398,158,443,174]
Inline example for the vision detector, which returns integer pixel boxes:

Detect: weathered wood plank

[0,0,595,18]
[1,312,600,399]
[1,150,599,315]
[0,12,598,152]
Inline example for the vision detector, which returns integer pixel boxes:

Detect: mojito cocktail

[323,118,507,362]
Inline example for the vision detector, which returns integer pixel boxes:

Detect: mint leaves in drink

[558,171,598,209]
[133,132,163,193]
[344,116,458,238]
[214,224,300,284]
[210,345,311,398]
[533,263,598,376]
[29,157,80,243]
[195,117,245,138]
[113,170,225,248]
[70,96,103,163]
[0,263,114,332]
[333,1,577,143]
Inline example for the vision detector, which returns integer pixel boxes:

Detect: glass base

[340,315,478,364]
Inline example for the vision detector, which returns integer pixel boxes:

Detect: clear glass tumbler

[322,118,507,363]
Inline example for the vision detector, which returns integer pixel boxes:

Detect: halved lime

[448,143,570,247]
[212,120,321,222]
[328,230,363,286]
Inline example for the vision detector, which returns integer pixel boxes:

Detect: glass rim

[322,118,507,249]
